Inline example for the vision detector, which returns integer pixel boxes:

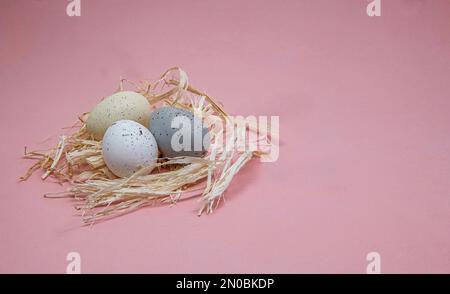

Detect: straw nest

[21,67,272,223]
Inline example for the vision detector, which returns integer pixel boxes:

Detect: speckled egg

[102,120,158,178]
[86,91,150,140]
[148,107,210,158]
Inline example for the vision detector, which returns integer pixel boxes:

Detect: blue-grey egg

[148,107,210,158]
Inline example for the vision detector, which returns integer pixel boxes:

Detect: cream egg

[87,91,150,140]
[102,120,158,178]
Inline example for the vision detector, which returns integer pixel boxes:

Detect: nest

[21,67,273,223]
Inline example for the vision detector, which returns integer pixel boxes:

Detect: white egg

[102,120,158,178]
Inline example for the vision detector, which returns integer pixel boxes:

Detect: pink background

[1,0,449,273]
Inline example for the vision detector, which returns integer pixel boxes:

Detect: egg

[148,107,210,158]
[102,120,158,178]
[86,91,150,140]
